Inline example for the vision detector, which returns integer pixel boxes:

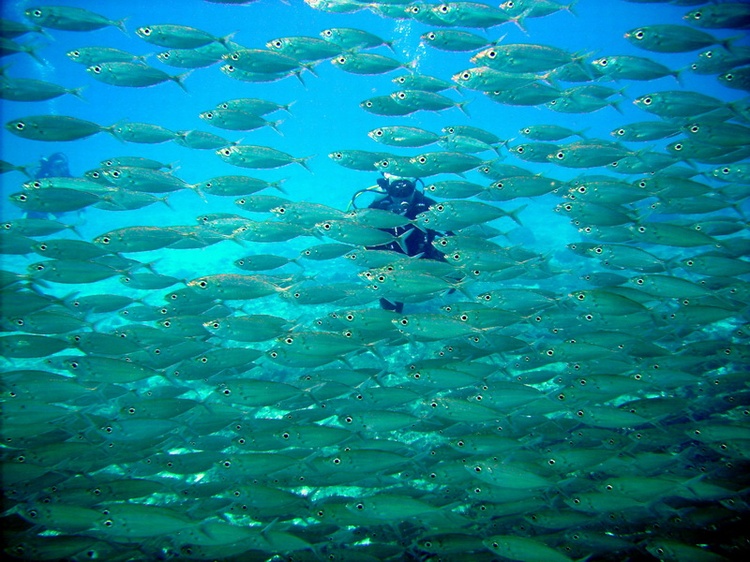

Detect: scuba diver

[26,153,71,219]
[32,152,71,179]
[350,173,448,313]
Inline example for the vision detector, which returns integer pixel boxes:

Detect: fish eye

[323,29,332,37]
[355,502,364,510]
[15,122,25,130]
[18,194,27,201]
[336,56,346,64]
[692,11,701,20]
[599,58,608,66]
[436,204,444,211]
[92,66,102,73]
[141,27,152,35]
[418,156,427,164]
[689,125,699,133]
[198,280,207,288]
[546,349,554,356]
[642,96,652,105]
[34,264,45,271]
[365,101,373,108]
[111,170,120,178]
[638,226,646,233]
[332,457,341,464]
[635,278,644,285]
[615,128,625,136]
[397,92,406,99]
[724,73,734,81]
[409,6,420,13]
[272,40,282,48]
[673,143,683,151]
[515,146,525,154]
[556,151,565,160]
[576,410,584,417]
[426,32,436,40]
[461,71,471,80]
[225,65,235,72]
[221,149,231,156]
[634,30,644,39]
[204,112,213,119]
[721,167,730,174]
[374,129,383,136]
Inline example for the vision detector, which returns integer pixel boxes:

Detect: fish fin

[394,228,415,255]
[23,43,46,65]
[565,0,580,17]
[270,119,284,136]
[507,204,527,226]
[218,31,237,49]
[301,61,318,77]
[173,70,193,92]
[511,8,533,34]
[69,86,87,100]
[114,17,128,35]
[296,155,315,172]
[292,69,306,86]
[721,33,745,55]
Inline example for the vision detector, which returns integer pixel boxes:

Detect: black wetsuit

[367,191,446,261]
[367,190,447,313]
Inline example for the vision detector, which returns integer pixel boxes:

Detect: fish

[420,29,495,51]
[331,52,412,74]
[6,115,108,141]
[624,24,736,53]
[217,144,312,170]
[87,62,191,91]
[24,5,126,33]
[135,24,232,49]
[2,1,749,560]
[0,77,85,101]
[199,108,282,133]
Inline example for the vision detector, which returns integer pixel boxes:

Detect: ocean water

[1,0,749,560]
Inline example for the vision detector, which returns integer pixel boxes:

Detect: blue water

[1,0,749,560]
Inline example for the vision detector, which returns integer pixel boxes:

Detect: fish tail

[576,127,591,139]
[24,44,46,65]
[218,31,238,49]
[271,179,288,194]
[296,155,315,172]
[173,70,193,93]
[610,99,624,115]
[292,69,307,87]
[69,86,87,100]
[283,100,296,114]
[566,0,580,17]
[722,34,745,55]
[511,8,532,34]
[384,40,396,53]
[115,17,128,35]
[189,183,208,202]
[302,62,319,78]
[507,204,527,226]
[457,100,471,117]
[270,119,285,136]
[673,67,685,87]
[394,228,415,254]
[159,195,174,210]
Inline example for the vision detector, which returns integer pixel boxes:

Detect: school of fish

[1,0,750,560]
